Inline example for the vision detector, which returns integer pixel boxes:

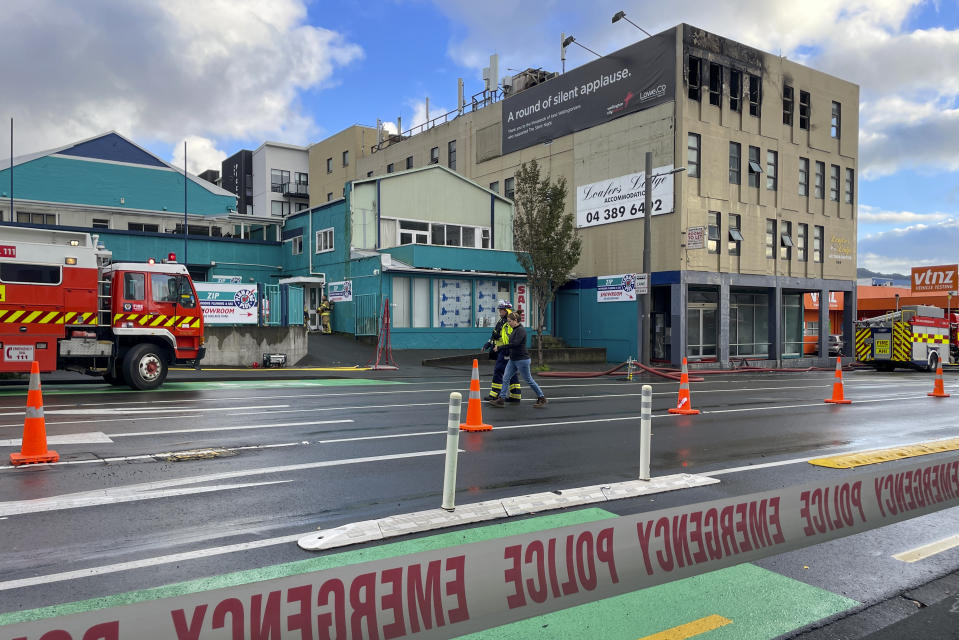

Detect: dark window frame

[799,91,810,130]
[707,211,720,254]
[799,157,809,196]
[729,142,741,185]
[729,70,742,112]
[687,133,701,178]
[708,62,722,106]
[688,55,702,101]
[728,213,742,256]
[783,85,794,125]
[748,74,761,116]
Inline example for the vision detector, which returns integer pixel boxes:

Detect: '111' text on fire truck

[0,227,205,389]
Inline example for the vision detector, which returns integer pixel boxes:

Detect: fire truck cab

[855,305,955,372]
[0,226,204,389]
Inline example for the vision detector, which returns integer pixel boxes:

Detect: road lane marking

[638,615,733,639]
[0,414,206,430]
[0,449,448,516]
[109,418,354,438]
[0,533,306,592]
[0,432,113,447]
[809,436,959,468]
[893,534,959,562]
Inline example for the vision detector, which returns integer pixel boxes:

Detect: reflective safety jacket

[491,317,513,347]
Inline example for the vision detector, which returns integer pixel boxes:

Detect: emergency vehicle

[0,226,204,389]
[855,305,957,371]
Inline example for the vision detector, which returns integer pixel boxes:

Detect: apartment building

[350,24,858,365]
[306,125,379,208]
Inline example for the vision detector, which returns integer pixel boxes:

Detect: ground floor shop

[556,271,855,366]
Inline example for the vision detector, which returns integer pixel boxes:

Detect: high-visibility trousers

[487,349,521,400]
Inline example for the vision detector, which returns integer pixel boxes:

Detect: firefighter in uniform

[485,300,522,403]
[319,295,333,334]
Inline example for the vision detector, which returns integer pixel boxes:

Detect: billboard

[597,273,638,302]
[911,264,958,293]
[328,280,353,302]
[501,30,676,155]
[575,165,676,228]
[195,283,259,325]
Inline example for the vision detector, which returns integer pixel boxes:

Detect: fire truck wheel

[122,344,168,390]
[928,352,940,373]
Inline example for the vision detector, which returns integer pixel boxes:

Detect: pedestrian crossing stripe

[0,309,98,325]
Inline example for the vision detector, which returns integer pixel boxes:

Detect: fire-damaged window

[748,74,761,116]
[729,70,742,112]
[0,263,61,285]
[799,91,810,129]
[708,63,722,106]
[783,85,794,125]
[688,55,702,100]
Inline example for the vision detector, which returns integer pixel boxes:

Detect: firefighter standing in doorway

[485,300,522,403]
[319,295,333,334]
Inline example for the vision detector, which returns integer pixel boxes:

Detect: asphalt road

[0,366,957,638]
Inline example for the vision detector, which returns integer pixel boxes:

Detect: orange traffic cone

[668,357,700,415]
[10,361,59,466]
[928,362,950,398]
[824,356,852,404]
[460,359,492,432]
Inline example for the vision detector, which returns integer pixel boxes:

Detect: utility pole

[183,140,188,266]
[641,151,652,365]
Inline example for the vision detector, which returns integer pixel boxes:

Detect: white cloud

[407,99,451,131]
[170,136,228,175]
[858,204,952,225]
[0,0,362,155]
[858,218,959,271]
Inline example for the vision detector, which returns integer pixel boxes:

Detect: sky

[0,0,958,274]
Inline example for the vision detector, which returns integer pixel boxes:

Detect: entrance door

[306,286,322,331]
[687,304,718,358]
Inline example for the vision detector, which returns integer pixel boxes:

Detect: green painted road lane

[0,378,406,397]
[0,508,857,638]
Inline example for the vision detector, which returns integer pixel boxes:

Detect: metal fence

[262,284,282,326]
[287,285,304,326]
[354,293,381,336]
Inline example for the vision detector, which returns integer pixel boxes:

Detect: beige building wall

[308,125,379,208]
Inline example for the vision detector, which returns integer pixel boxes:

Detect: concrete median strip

[298,473,719,551]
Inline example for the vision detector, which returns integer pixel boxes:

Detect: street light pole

[641,152,652,366]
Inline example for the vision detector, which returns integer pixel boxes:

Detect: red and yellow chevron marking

[0,309,98,325]
[112,313,200,328]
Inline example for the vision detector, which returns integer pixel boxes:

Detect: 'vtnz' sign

[911,264,958,293]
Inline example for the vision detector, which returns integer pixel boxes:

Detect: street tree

[512,159,582,365]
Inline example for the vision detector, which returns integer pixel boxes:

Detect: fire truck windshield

[150,273,195,308]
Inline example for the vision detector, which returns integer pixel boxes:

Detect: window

[728,214,742,256]
[687,133,701,178]
[291,236,303,255]
[829,164,840,201]
[91,218,109,229]
[727,142,741,185]
[748,74,761,116]
[445,225,461,246]
[431,224,445,246]
[475,280,512,327]
[342,150,349,167]
[151,273,192,305]
[765,219,776,259]
[504,177,515,200]
[296,202,308,212]
[766,150,778,191]
[482,228,491,249]
[797,223,808,261]
[326,192,333,202]
[315,227,334,253]
[399,220,429,245]
[16,212,56,225]
[748,146,761,187]
[0,262,61,285]
[729,70,742,111]
[707,211,720,254]
[271,200,290,217]
[271,169,289,192]
[799,157,809,196]
[433,279,472,328]
[845,168,854,204]
[430,147,439,164]
[406,155,413,170]
[366,171,374,178]
[295,172,308,185]
[783,85,794,125]
[448,140,456,170]
[799,91,810,130]
[128,222,159,233]
[462,226,476,247]
[831,101,841,138]
[123,272,145,300]
[326,158,333,174]
[813,225,823,263]
[688,55,702,100]
[780,220,792,260]
[387,163,394,174]
[392,277,410,328]
[489,181,499,193]
[814,161,825,199]
[708,63,722,106]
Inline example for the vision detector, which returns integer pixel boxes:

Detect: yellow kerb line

[893,533,959,563]
[638,615,732,640]
[809,436,959,468]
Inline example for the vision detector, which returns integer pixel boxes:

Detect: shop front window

[433,279,472,327]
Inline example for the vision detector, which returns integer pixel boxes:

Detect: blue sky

[1,0,958,274]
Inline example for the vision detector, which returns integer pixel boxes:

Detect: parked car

[828,334,843,356]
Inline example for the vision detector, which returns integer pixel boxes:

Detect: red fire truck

[0,226,204,389]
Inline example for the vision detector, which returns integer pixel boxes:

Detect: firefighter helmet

[497,300,512,310]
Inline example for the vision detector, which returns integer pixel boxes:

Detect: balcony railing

[278,181,309,198]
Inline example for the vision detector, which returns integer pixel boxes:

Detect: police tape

[5,454,959,639]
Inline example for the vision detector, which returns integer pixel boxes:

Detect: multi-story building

[306,125,379,208]
[351,24,859,365]
[251,142,310,220]
[221,149,254,215]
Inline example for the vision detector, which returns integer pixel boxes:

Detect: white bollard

[639,384,652,481]
[442,392,463,511]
